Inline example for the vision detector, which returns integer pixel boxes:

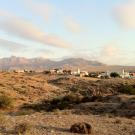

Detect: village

[4,68,135,79]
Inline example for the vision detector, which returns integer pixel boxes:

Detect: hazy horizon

[0,0,135,66]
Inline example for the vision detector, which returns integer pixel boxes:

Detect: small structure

[50,69,57,75]
[24,69,35,73]
[98,71,110,79]
[63,70,72,75]
[80,71,89,77]
[71,68,81,76]
[77,68,80,75]
[16,70,24,73]
[71,68,89,77]
[49,68,64,75]
[56,68,64,75]
[129,71,135,78]
[120,69,130,78]
[13,69,25,73]
[89,72,99,78]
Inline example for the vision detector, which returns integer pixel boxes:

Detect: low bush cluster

[22,93,103,112]
[22,93,84,112]
[0,95,13,109]
[119,85,135,95]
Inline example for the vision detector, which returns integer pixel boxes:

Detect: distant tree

[110,72,120,78]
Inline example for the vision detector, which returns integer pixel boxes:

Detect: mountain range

[0,56,135,72]
[0,56,104,70]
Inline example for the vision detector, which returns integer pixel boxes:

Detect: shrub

[14,123,32,134]
[110,72,120,78]
[15,109,34,116]
[114,119,121,124]
[47,97,70,111]
[63,94,83,104]
[21,94,82,112]
[119,85,135,95]
[0,95,13,109]
[47,94,83,111]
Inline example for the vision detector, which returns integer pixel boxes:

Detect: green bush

[110,72,120,78]
[119,85,135,95]
[0,95,13,109]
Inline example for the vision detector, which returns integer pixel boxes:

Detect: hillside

[0,72,134,134]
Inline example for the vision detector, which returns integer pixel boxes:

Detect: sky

[0,0,135,65]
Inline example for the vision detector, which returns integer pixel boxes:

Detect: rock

[70,122,92,134]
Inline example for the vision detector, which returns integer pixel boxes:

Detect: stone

[70,122,92,134]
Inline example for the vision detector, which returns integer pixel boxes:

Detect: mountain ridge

[0,56,135,72]
[0,56,104,70]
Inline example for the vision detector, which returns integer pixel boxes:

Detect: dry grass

[0,72,134,134]
[14,123,32,134]
[0,95,13,109]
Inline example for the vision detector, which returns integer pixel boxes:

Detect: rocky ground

[0,72,134,135]
[1,112,135,135]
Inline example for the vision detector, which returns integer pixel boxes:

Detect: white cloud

[0,10,15,20]
[98,43,120,64]
[100,44,119,57]
[97,43,135,65]
[24,0,53,21]
[25,0,82,34]
[0,11,71,48]
[70,49,98,61]
[0,38,26,52]
[65,17,82,33]
[0,10,10,17]
[114,1,135,28]
[34,48,53,58]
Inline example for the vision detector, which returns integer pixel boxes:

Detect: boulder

[70,122,92,134]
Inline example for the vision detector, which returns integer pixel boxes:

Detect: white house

[98,71,110,78]
[80,71,89,77]
[71,68,89,77]
[120,69,130,78]
[71,68,81,76]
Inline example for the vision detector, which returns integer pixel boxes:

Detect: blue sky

[0,0,135,65]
